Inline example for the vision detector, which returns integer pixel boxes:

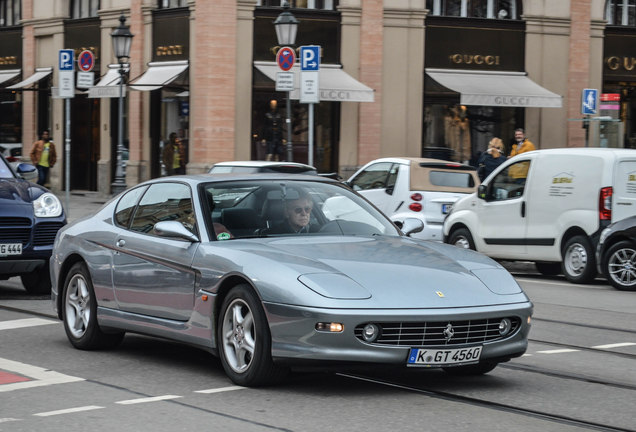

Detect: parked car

[0,143,22,163]
[347,157,479,241]
[597,215,636,291]
[0,153,66,294]
[51,174,532,387]
[444,148,636,284]
[209,160,318,175]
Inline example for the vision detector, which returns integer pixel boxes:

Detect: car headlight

[599,227,611,245]
[33,192,63,218]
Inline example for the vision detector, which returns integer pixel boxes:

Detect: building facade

[1,0,631,195]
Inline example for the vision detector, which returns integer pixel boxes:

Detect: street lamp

[274,1,298,162]
[110,14,134,195]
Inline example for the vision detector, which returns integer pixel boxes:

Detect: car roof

[136,173,336,186]
[212,160,316,169]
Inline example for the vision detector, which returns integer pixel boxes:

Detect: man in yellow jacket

[508,128,535,182]
[29,130,57,186]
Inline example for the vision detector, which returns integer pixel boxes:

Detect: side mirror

[477,184,487,200]
[399,218,424,237]
[16,163,38,181]
[154,221,199,242]
[385,185,394,195]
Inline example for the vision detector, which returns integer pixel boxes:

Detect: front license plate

[0,243,22,256]
[441,203,452,214]
[407,346,482,366]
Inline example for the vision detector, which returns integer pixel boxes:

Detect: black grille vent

[0,217,30,227]
[0,228,30,244]
[33,222,65,246]
[355,318,521,346]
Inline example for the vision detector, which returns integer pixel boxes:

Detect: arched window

[70,0,99,19]
[426,0,522,19]
[606,0,636,26]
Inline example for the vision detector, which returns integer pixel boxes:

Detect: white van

[443,148,636,283]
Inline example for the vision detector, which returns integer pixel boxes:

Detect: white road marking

[592,342,636,349]
[536,349,580,354]
[0,318,57,331]
[0,357,84,392]
[0,418,20,423]
[521,353,533,357]
[34,406,104,417]
[194,385,245,394]
[116,395,182,405]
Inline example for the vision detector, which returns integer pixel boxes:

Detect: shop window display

[426,0,521,19]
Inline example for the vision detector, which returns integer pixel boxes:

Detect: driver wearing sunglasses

[269,190,314,234]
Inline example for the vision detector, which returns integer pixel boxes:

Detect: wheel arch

[212,275,261,342]
[445,222,471,243]
[559,226,590,254]
[56,254,87,320]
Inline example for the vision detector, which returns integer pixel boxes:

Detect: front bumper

[264,301,532,366]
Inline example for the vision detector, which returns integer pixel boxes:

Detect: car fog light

[498,318,512,336]
[362,323,380,342]
[315,322,344,333]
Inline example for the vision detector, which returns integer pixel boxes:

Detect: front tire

[443,361,498,376]
[448,227,476,250]
[217,284,288,386]
[21,263,51,295]
[63,262,124,350]
[603,240,636,291]
[561,235,596,283]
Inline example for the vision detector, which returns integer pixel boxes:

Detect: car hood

[223,236,528,309]
[0,178,44,210]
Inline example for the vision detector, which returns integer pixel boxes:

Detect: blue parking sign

[300,46,320,71]
[581,89,598,115]
[59,49,74,71]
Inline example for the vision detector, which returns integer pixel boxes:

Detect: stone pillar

[235,0,257,161]
[188,0,237,173]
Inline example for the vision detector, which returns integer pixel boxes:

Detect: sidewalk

[56,190,109,223]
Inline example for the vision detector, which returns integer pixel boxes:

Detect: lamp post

[274,1,298,162]
[110,14,134,195]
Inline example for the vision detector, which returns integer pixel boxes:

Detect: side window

[114,186,148,228]
[489,160,531,201]
[350,162,393,191]
[129,183,195,234]
[386,164,399,190]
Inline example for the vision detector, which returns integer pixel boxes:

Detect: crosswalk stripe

[0,318,57,331]
[34,406,104,417]
[536,349,579,354]
[116,395,182,405]
[592,342,636,349]
[195,385,245,394]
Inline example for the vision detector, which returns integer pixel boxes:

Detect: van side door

[613,159,636,222]
[475,159,531,258]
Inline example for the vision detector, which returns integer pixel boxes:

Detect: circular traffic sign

[276,47,296,72]
[78,50,95,72]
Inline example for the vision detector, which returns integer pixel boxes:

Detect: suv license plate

[0,243,22,256]
[407,346,482,366]
[441,204,452,214]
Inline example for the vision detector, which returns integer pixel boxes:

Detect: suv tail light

[599,187,612,220]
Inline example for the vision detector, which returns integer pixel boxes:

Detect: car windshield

[203,180,400,240]
[0,155,15,179]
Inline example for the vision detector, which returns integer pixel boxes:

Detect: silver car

[51,174,532,386]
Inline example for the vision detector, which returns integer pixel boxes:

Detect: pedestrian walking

[29,130,56,186]
[477,137,506,181]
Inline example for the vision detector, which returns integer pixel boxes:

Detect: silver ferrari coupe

[51,174,532,386]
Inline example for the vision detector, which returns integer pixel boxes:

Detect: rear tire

[561,235,596,284]
[21,263,51,295]
[443,361,498,376]
[535,262,561,276]
[63,262,124,350]
[602,240,636,291]
[448,228,476,250]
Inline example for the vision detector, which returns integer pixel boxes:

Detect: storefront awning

[0,69,21,86]
[254,61,374,102]
[426,68,562,108]
[87,64,130,98]
[129,60,188,91]
[7,67,52,89]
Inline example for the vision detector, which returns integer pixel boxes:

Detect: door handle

[521,201,526,218]
[116,239,126,248]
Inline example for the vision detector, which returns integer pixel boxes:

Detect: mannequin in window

[263,99,283,161]
[445,106,471,163]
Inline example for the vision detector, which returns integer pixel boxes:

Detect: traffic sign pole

[277,47,296,162]
[58,49,74,214]
[300,46,321,167]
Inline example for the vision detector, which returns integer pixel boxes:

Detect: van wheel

[448,228,475,250]
[535,262,561,276]
[562,235,596,284]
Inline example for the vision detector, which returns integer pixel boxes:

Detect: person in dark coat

[477,137,506,181]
